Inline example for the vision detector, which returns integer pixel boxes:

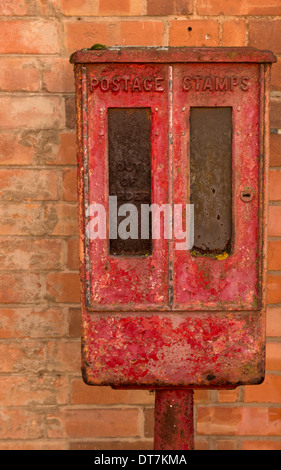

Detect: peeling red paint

[70,47,275,391]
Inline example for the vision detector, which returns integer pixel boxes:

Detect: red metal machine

[70,47,276,449]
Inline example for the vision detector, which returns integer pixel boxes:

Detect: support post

[154,389,194,450]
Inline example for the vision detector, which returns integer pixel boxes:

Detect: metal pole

[154,389,194,450]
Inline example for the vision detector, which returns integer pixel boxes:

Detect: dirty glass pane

[190,107,232,255]
[108,108,152,256]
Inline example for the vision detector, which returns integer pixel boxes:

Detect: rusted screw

[240,188,254,202]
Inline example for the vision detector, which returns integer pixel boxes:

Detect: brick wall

[0,0,280,450]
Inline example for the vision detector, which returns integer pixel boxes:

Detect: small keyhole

[241,188,254,202]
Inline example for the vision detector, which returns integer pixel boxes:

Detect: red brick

[60,0,99,15]
[0,307,67,338]
[0,132,35,166]
[268,241,281,271]
[266,343,281,371]
[67,238,79,270]
[71,379,154,405]
[243,440,281,450]
[197,0,281,15]
[120,21,165,46]
[268,206,281,236]
[271,58,281,92]
[249,20,281,54]
[55,132,76,165]
[42,58,74,93]
[271,99,281,129]
[216,439,238,450]
[70,440,153,450]
[222,20,246,47]
[0,0,32,15]
[144,408,154,437]
[218,389,239,403]
[0,57,40,91]
[197,406,281,435]
[0,20,60,54]
[10,129,61,167]
[98,0,134,15]
[0,342,45,373]
[0,96,64,129]
[269,170,281,201]
[197,407,241,435]
[0,169,58,201]
[46,272,80,302]
[270,134,281,167]
[61,408,141,438]
[0,203,78,236]
[0,409,45,439]
[267,274,281,304]
[69,307,81,337]
[147,0,192,15]
[169,20,219,47]
[64,21,118,52]
[62,168,77,202]
[0,238,63,270]
[47,341,81,373]
[266,307,281,337]
[244,374,281,403]
[0,273,41,303]
[0,375,68,407]
[0,441,67,450]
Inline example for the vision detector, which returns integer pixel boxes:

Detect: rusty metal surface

[108,107,152,256]
[154,390,194,450]
[70,47,277,65]
[190,107,232,254]
[72,48,275,389]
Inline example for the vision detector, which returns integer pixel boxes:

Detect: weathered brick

[0,307,67,338]
[197,0,281,15]
[197,406,281,436]
[42,58,74,93]
[0,132,35,166]
[70,440,153,450]
[249,20,281,54]
[0,97,64,129]
[61,408,141,438]
[243,441,281,450]
[0,409,45,439]
[0,20,60,54]
[270,134,281,167]
[169,20,219,47]
[0,374,68,406]
[0,238,63,270]
[69,307,81,337]
[147,0,192,15]
[266,307,281,337]
[64,21,118,52]
[0,203,78,236]
[0,57,40,92]
[46,341,81,373]
[266,343,281,371]
[244,374,281,403]
[271,58,281,92]
[0,342,45,373]
[222,20,246,47]
[268,206,281,236]
[268,241,281,271]
[269,170,281,201]
[67,238,79,270]
[0,0,33,15]
[62,168,77,202]
[0,169,59,202]
[0,273,42,303]
[271,100,281,129]
[120,21,165,46]
[71,380,154,405]
[46,272,80,302]
[267,274,281,304]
